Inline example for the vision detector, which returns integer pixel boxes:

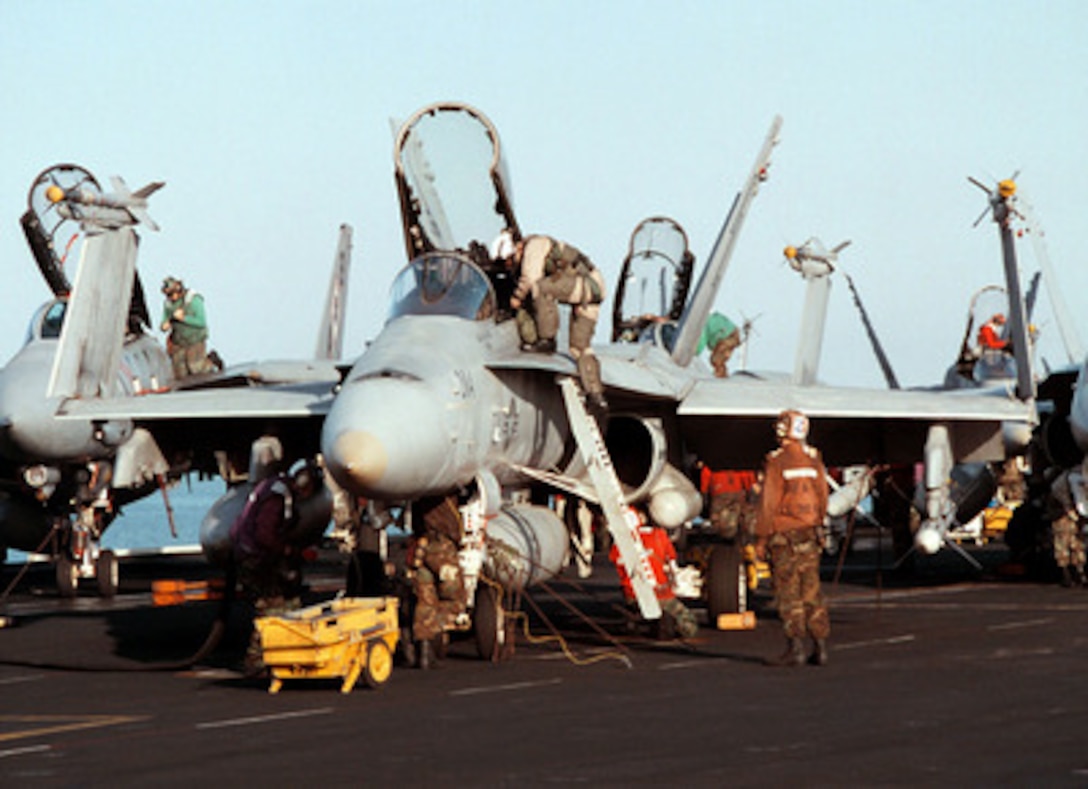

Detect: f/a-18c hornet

[1,163,353,597]
[59,103,1035,656]
[0,164,175,595]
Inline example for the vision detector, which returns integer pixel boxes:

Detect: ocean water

[5,477,225,564]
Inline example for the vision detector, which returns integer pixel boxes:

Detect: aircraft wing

[675,376,1033,470]
[58,380,334,421]
[57,378,336,479]
[176,359,344,389]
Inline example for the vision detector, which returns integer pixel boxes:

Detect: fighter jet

[59,104,1035,652]
[3,164,355,596]
[0,164,173,595]
[773,184,1045,565]
[317,103,1035,637]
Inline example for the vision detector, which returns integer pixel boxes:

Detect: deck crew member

[755,409,831,667]
[698,312,742,378]
[160,276,218,377]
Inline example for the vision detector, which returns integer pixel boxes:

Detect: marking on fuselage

[449,678,562,697]
[453,368,474,400]
[195,707,334,730]
[0,714,147,744]
[492,397,519,448]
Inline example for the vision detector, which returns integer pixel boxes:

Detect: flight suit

[700,465,758,541]
[698,312,741,378]
[1047,469,1087,586]
[512,235,607,404]
[756,440,830,664]
[408,497,470,665]
[231,476,304,675]
[161,287,216,377]
[609,514,698,639]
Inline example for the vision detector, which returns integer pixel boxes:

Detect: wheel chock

[716,611,756,630]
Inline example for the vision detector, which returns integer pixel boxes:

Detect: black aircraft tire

[56,556,78,598]
[474,584,507,663]
[97,549,119,598]
[706,543,746,621]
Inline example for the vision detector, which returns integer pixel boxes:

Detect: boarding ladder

[559,377,662,620]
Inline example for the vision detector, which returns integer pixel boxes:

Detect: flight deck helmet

[775,409,810,443]
[161,276,183,297]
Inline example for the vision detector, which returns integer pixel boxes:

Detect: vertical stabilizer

[793,273,832,385]
[315,223,353,361]
[670,116,781,367]
[981,180,1035,403]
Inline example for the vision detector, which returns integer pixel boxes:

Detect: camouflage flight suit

[1047,469,1087,584]
[700,466,758,542]
[409,497,470,642]
[756,441,831,643]
[515,235,607,402]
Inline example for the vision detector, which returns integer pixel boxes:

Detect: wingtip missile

[45,177,164,232]
[783,238,849,275]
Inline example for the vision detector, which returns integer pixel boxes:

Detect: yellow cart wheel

[363,639,393,688]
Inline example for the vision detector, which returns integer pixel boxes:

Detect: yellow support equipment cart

[255,596,400,694]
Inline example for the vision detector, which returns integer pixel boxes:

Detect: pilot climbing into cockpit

[509,234,608,412]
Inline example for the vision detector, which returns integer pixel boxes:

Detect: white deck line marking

[0,744,51,759]
[834,634,916,651]
[0,674,44,686]
[196,707,334,730]
[658,660,707,671]
[450,678,562,697]
[987,617,1054,631]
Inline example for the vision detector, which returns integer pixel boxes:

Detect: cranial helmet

[991,313,1006,325]
[775,409,809,442]
[289,458,323,496]
[162,276,183,294]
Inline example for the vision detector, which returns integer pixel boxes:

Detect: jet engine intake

[559,414,701,528]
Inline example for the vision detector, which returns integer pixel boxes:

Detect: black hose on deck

[0,563,238,673]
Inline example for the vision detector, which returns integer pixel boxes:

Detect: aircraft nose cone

[329,430,389,491]
[321,377,454,499]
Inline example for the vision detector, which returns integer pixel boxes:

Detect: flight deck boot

[1060,566,1074,588]
[417,639,435,670]
[809,638,829,667]
[766,638,806,667]
[577,353,608,419]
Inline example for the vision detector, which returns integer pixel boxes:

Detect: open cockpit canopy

[612,217,695,345]
[393,102,519,268]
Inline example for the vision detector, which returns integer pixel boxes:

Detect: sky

[0,0,1085,389]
